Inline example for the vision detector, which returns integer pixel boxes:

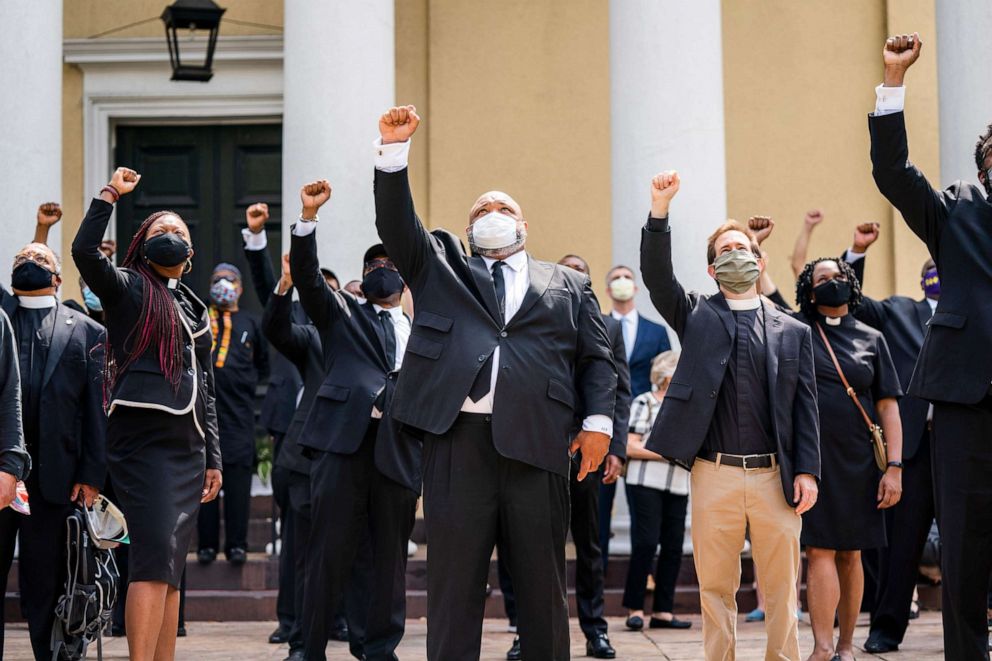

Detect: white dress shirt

[373,303,410,371]
[242,228,268,250]
[874,84,906,116]
[611,309,638,362]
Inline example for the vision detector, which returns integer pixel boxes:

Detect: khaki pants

[691,458,802,661]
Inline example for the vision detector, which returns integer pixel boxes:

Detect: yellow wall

[722,0,940,301]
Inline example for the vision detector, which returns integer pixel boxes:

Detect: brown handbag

[815,322,888,472]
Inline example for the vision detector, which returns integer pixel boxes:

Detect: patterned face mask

[210,278,239,306]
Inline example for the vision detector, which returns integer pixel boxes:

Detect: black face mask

[143,233,191,268]
[812,279,851,308]
[361,268,404,301]
[11,261,56,291]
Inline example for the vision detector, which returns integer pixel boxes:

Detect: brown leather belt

[698,451,776,470]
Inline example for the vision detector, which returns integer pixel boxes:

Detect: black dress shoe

[197,547,217,565]
[177,625,187,637]
[330,624,350,642]
[586,634,616,659]
[283,649,306,661]
[228,547,247,566]
[863,638,898,653]
[506,636,521,660]
[269,626,290,644]
[649,616,692,629]
[625,615,644,631]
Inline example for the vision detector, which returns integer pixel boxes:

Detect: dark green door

[114,123,282,315]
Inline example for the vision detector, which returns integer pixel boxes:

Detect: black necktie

[468,261,507,402]
[378,309,397,369]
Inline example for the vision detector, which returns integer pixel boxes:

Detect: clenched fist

[650,170,680,219]
[883,33,922,87]
[804,209,824,227]
[37,203,62,227]
[748,216,775,245]
[853,222,881,253]
[246,203,269,234]
[109,167,140,195]
[300,180,332,218]
[379,105,420,145]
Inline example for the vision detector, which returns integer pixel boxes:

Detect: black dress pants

[867,427,934,647]
[303,422,417,661]
[932,398,992,661]
[498,459,608,641]
[0,484,73,661]
[622,483,688,614]
[423,413,570,661]
[271,463,296,637]
[197,461,252,554]
[598,480,617,571]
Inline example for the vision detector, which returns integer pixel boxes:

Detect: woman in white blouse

[622,351,693,631]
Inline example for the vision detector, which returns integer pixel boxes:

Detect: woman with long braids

[71,167,222,661]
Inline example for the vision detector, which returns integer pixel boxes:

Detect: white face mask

[608,276,635,301]
[469,211,520,251]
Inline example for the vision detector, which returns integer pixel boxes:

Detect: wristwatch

[886,461,904,469]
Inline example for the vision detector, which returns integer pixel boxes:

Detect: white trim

[64,35,283,65]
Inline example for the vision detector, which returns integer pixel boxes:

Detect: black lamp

[161,0,226,82]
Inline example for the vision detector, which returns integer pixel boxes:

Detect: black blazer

[289,227,422,493]
[71,198,221,470]
[374,167,617,477]
[640,219,821,502]
[0,294,107,504]
[0,308,28,481]
[601,315,632,460]
[870,111,992,405]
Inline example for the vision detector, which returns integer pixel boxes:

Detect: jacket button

[186,343,193,351]
[187,368,195,376]
[720,358,727,365]
[478,355,486,362]
[709,390,717,398]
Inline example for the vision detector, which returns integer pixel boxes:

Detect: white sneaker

[407,540,418,557]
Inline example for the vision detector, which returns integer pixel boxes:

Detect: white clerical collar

[824,316,843,326]
[482,250,528,272]
[372,303,404,320]
[725,297,760,311]
[167,278,179,290]
[18,295,57,309]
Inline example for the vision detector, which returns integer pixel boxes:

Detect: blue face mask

[82,286,103,312]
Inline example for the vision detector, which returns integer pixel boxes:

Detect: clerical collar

[725,297,760,311]
[18,295,57,309]
[824,316,843,326]
[167,278,179,290]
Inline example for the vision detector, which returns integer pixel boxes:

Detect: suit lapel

[361,302,389,366]
[468,256,503,324]
[42,303,77,390]
[916,299,932,335]
[708,293,737,340]
[511,256,554,324]
[631,313,647,359]
[763,301,783,390]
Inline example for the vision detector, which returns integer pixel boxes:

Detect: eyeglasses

[364,258,397,272]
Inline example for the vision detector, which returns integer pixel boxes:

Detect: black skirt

[107,406,206,587]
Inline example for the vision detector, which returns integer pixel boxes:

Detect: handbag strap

[814,322,876,432]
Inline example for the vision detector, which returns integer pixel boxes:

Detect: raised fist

[379,105,420,145]
[109,167,141,195]
[300,180,332,216]
[246,202,269,234]
[804,209,824,227]
[99,240,117,260]
[650,171,680,218]
[37,202,62,227]
[748,215,775,245]
[883,33,922,71]
[853,222,881,252]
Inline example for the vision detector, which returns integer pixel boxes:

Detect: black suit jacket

[374,167,617,477]
[71,198,221,470]
[601,315,631,460]
[289,227,421,493]
[0,308,28,481]
[870,111,992,404]
[0,294,107,504]
[639,219,821,502]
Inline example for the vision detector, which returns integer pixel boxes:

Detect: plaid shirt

[626,392,690,495]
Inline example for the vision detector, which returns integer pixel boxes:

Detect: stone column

[0,3,63,282]
[282,0,395,282]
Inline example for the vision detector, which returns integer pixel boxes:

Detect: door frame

[64,36,283,240]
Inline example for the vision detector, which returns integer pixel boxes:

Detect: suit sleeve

[289,227,347,331]
[575,280,617,422]
[244,241,277,308]
[203,352,222,471]
[253,318,270,384]
[766,288,792,311]
[640,216,696,339]
[74,323,107,489]
[261,289,311,373]
[0,309,28,480]
[608,321,632,460]
[792,325,821,479]
[71,199,131,306]
[373,168,436,282]
[869,112,956,255]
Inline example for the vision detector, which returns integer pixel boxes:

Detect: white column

[936,0,992,187]
[282,0,395,282]
[0,4,62,285]
[608,0,728,554]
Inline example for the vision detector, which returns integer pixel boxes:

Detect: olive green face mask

[711,249,760,294]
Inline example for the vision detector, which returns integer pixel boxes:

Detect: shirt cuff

[292,219,318,237]
[582,414,613,439]
[844,249,865,263]
[374,137,411,173]
[874,84,905,116]
[242,228,268,251]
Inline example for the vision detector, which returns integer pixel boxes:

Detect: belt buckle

[742,455,759,471]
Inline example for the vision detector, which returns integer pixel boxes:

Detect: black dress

[71,198,221,588]
[799,313,902,550]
